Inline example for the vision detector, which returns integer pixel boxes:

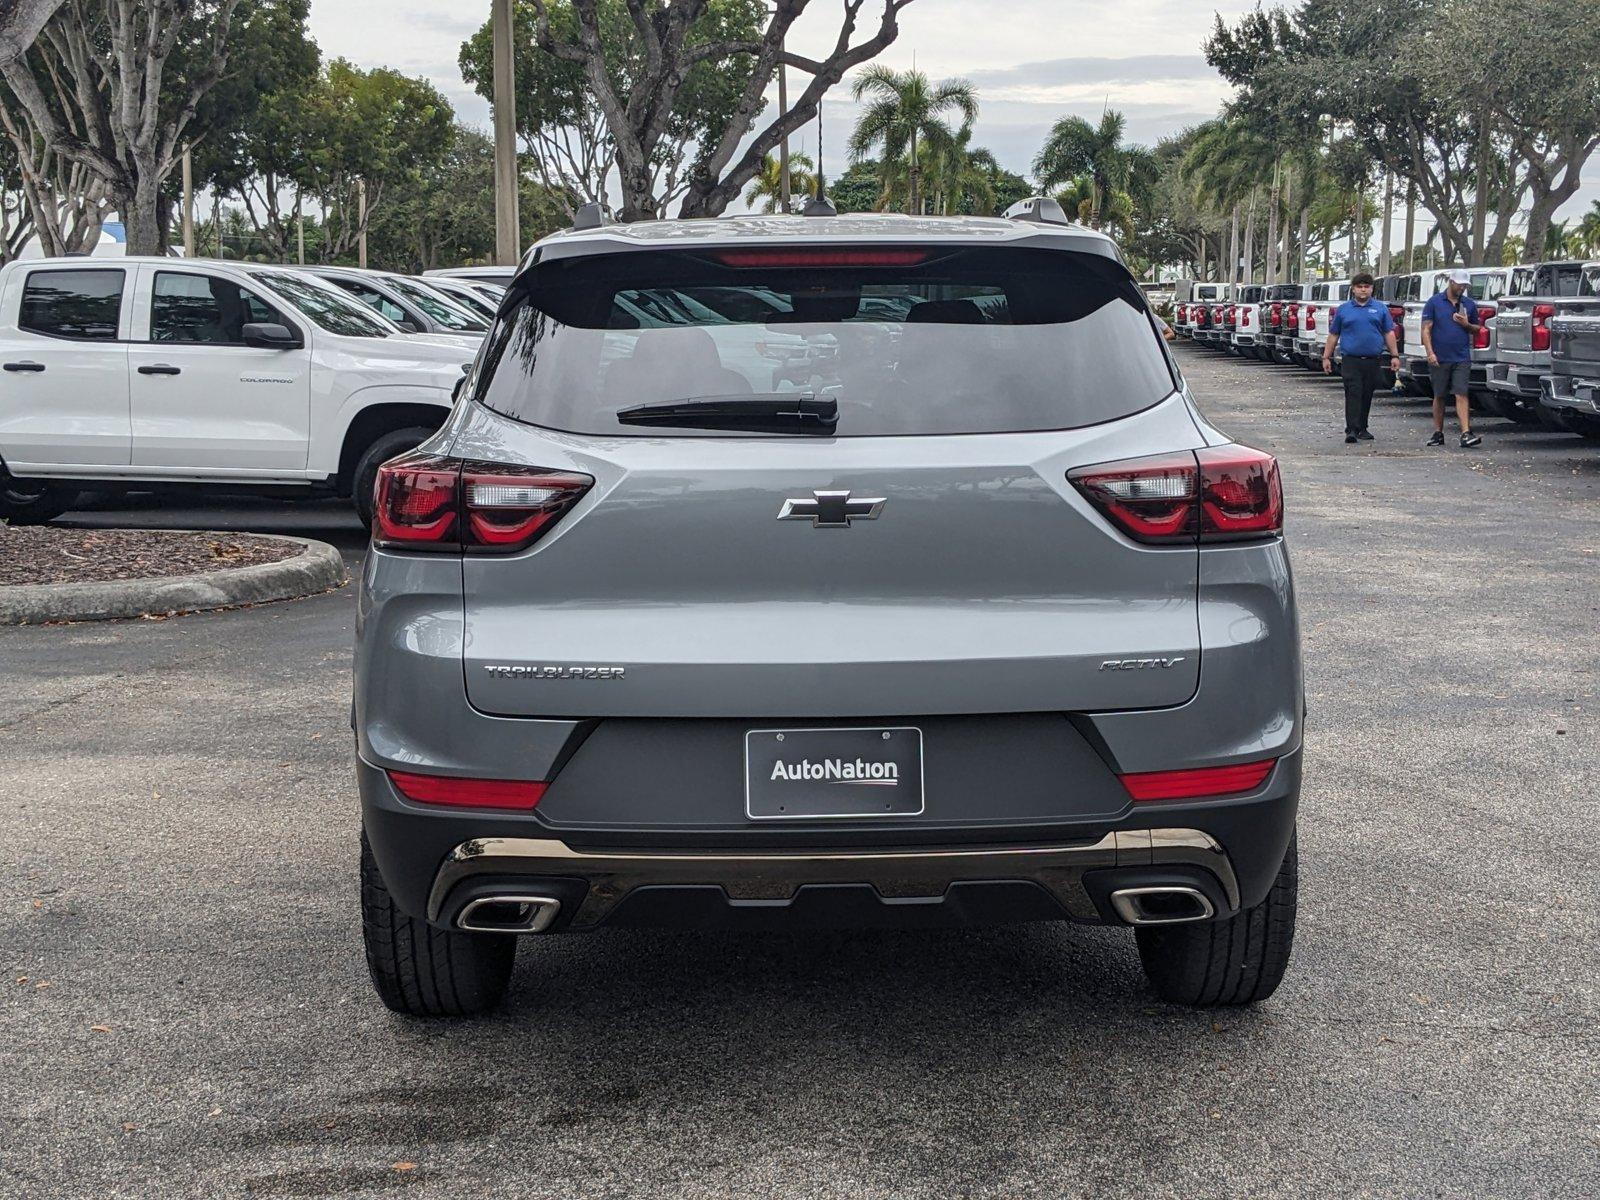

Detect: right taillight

[1176,304,1187,322]
[1532,302,1555,351]
[1475,304,1497,349]
[1069,446,1283,545]
[373,451,593,553]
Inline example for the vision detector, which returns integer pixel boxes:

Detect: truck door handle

[3,361,45,372]
[138,363,182,376]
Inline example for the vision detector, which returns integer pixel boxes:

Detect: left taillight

[1532,302,1555,352]
[1475,304,1496,350]
[1069,446,1283,545]
[373,451,593,553]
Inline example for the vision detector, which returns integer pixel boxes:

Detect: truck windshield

[471,245,1175,438]
[386,278,489,332]
[251,270,391,338]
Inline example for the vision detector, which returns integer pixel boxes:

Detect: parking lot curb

[0,533,348,624]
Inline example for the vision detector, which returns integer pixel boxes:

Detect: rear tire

[1136,832,1297,1006]
[351,426,433,529]
[360,831,516,1017]
[1,473,78,526]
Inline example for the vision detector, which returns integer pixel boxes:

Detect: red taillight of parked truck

[1532,303,1555,351]
[1475,304,1497,350]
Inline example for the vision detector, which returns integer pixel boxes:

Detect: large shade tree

[519,0,919,221]
[0,0,245,254]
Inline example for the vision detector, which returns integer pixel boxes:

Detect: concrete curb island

[0,533,348,624]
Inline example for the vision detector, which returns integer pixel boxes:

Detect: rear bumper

[1489,360,1547,397]
[359,750,1300,933]
[1544,374,1600,415]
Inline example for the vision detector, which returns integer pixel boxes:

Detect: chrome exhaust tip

[456,894,562,934]
[1109,886,1215,926]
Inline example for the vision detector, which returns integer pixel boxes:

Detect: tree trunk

[122,171,164,257]
[1296,205,1309,284]
[1278,168,1293,283]
[1263,161,1281,285]
[1242,195,1256,284]
[1470,122,1490,262]
[1226,203,1239,286]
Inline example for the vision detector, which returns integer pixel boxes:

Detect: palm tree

[1578,201,1600,257]
[743,152,816,213]
[1544,219,1572,260]
[1033,109,1139,230]
[848,66,978,215]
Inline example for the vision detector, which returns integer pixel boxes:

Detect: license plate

[744,726,924,820]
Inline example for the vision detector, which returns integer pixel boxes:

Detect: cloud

[965,54,1221,90]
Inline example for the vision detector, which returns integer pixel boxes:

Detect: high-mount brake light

[1475,304,1497,350]
[1119,759,1276,802]
[712,248,931,268]
[1069,446,1282,545]
[1532,302,1556,351]
[373,452,593,553]
[388,770,547,810]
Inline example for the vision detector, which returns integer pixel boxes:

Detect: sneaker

[1356,429,1375,441]
[1345,433,1358,444]
[1427,431,1445,446]
[1460,431,1482,448]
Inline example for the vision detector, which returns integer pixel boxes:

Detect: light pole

[492,0,520,262]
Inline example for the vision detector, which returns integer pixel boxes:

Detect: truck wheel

[351,427,434,528]
[1,477,78,526]
[1136,831,1297,1007]
[360,831,516,1017]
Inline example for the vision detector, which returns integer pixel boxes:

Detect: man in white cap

[1421,269,1483,447]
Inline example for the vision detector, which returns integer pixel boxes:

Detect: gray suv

[353,203,1303,1015]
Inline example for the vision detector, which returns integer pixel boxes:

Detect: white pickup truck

[0,257,478,525]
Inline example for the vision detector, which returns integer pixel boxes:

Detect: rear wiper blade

[616,394,838,433]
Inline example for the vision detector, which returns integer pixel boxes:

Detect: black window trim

[18,266,129,343]
[145,267,304,348]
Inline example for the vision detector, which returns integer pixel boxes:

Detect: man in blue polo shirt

[1421,269,1483,447]
[1322,272,1399,443]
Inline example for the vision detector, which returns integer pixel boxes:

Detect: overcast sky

[306,0,1595,229]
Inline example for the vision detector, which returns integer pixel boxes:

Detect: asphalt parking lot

[3,350,1597,1199]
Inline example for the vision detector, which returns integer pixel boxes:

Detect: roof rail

[801,193,837,217]
[571,202,609,231]
[1002,196,1070,226]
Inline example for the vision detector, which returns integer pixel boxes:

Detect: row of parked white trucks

[0,257,514,524]
[1171,263,1600,443]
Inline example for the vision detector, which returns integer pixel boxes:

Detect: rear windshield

[470,246,1174,437]
[386,277,489,332]
[249,269,391,337]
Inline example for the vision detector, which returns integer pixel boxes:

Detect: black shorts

[1430,361,1471,398]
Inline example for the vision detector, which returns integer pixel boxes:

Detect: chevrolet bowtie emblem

[777,489,886,528]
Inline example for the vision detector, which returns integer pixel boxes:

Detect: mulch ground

[0,527,298,587]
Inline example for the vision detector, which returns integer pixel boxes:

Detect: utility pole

[1403,178,1416,273]
[777,42,790,213]
[181,147,195,257]
[493,0,521,260]
[357,178,368,268]
[1378,170,1393,276]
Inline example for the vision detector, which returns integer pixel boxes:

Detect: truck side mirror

[242,322,304,350]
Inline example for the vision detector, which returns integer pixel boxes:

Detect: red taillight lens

[1532,302,1555,351]
[1119,759,1276,802]
[372,452,460,546]
[1197,445,1283,538]
[1475,304,1496,349]
[713,248,930,268]
[1269,303,1281,325]
[1068,452,1199,543]
[1070,446,1283,545]
[388,770,546,809]
[1306,307,1317,331]
[1176,304,1187,321]
[1287,305,1299,329]
[1388,304,1404,321]
[373,454,593,553]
